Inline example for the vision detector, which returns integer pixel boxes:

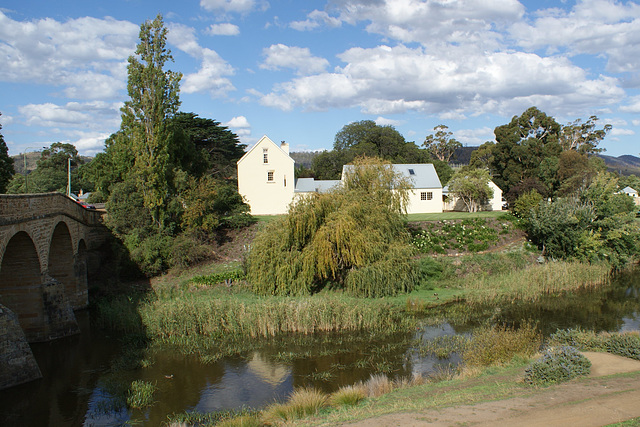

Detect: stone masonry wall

[0,303,42,389]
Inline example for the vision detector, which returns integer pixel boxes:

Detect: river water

[1,268,639,426]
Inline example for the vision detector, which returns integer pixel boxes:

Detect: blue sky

[1,0,640,158]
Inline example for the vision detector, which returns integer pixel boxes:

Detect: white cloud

[261,44,624,117]
[167,23,235,96]
[620,96,640,113]
[610,128,635,136]
[205,23,240,36]
[290,10,342,31]
[200,0,268,13]
[260,44,329,75]
[226,115,250,128]
[19,101,121,129]
[510,0,640,73]
[454,127,494,145]
[0,11,137,100]
[374,116,403,126]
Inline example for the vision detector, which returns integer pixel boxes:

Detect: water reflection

[1,268,638,426]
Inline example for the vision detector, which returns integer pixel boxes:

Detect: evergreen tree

[0,113,15,193]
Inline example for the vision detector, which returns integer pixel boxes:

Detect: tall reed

[461,261,610,303]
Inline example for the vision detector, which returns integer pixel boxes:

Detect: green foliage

[512,190,543,219]
[423,124,462,162]
[248,157,418,297]
[547,329,640,361]
[189,269,245,286]
[0,113,14,193]
[126,380,157,409]
[265,387,327,422]
[524,346,591,386]
[447,168,493,212]
[463,323,541,368]
[411,218,501,254]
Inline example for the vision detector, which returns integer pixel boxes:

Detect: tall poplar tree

[121,14,182,227]
[0,113,15,193]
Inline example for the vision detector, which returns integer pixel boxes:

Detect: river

[1,268,639,426]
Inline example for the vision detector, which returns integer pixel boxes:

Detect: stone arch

[48,222,76,307]
[0,231,44,340]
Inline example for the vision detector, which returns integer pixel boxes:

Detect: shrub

[605,332,640,360]
[547,328,605,351]
[463,323,541,367]
[363,374,394,397]
[512,190,543,219]
[189,269,246,287]
[264,387,327,422]
[524,346,591,386]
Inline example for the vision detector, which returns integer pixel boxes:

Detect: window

[427,192,433,200]
[421,192,433,201]
[263,148,268,164]
[267,171,274,182]
[408,169,415,175]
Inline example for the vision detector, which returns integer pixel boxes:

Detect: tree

[490,107,562,198]
[171,112,246,178]
[248,157,418,297]
[469,141,495,170]
[120,14,182,227]
[423,124,462,163]
[559,116,611,153]
[0,113,14,193]
[447,168,494,212]
[313,120,430,179]
[7,142,85,194]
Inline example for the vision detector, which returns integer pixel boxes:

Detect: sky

[1,0,640,159]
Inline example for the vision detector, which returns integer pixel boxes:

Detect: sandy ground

[341,352,640,427]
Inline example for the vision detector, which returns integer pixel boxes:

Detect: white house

[237,135,444,215]
[621,186,640,206]
[442,180,504,212]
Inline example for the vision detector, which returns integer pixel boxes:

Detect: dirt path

[341,353,640,427]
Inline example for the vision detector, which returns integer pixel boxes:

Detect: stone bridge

[0,193,110,388]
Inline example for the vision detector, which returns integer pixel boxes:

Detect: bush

[605,332,640,360]
[512,190,543,219]
[524,346,591,386]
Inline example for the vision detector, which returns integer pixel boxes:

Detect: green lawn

[406,211,509,221]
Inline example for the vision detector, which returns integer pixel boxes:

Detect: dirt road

[341,352,640,427]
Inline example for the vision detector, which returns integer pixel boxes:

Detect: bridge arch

[48,221,75,302]
[0,231,44,340]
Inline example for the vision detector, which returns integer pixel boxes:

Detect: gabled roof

[237,135,294,165]
[342,163,442,189]
[294,178,341,193]
[622,186,638,194]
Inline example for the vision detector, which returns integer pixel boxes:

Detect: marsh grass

[548,329,640,360]
[126,380,157,409]
[264,387,327,423]
[463,322,541,367]
[461,261,611,303]
[330,385,367,406]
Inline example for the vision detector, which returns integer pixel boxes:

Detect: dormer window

[263,148,268,164]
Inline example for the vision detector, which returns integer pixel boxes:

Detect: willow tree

[121,14,182,227]
[248,157,419,297]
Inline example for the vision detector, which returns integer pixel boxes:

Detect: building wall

[237,136,295,215]
[406,188,443,214]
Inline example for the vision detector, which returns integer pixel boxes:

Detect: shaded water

[1,268,639,426]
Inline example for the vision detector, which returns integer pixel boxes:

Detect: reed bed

[139,292,416,345]
[461,261,611,303]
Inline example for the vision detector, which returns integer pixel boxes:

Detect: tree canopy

[423,124,462,163]
[0,113,14,193]
[447,168,494,212]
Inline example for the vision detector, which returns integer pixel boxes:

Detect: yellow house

[442,180,504,212]
[237,135,444,215]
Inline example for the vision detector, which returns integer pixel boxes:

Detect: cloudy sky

[1,0,639,158]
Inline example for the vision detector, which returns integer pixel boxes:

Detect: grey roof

[294,178,341,193]
[622,186,638,194]
[342,163,442,189]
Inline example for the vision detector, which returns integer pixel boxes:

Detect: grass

[126,380,157,409]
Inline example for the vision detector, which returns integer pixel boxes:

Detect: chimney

[280,141,289,155]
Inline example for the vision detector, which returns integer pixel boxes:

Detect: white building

[237,135,444,215]
[621,186,640,206]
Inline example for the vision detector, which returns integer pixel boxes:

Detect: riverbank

[299,352,640,427]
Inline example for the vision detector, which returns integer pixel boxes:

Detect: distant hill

[597,154,640,176]
[11,153,94,175]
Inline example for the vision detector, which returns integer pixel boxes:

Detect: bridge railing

[0,193,104,226]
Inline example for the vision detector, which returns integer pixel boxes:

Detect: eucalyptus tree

[423,124,462,163]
